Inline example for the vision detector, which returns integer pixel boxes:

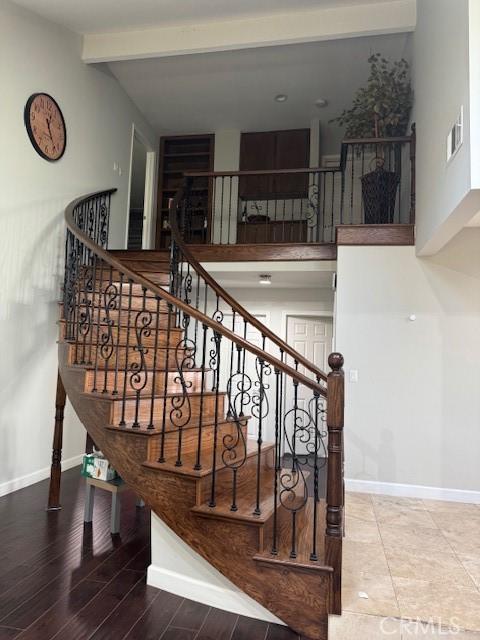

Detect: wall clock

[24,93,66,161]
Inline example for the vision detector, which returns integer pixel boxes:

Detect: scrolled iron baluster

[194,322,208,471]
[222,345,251,511]
[100,268,118,394]
[281,378,310,558]
[147,296,161,430]
[158,303,174,462]
[98,195,109,248]
[119,280,134,425]
[129,287,152,428]
[252,336,271,516]
[208,330,222,507]
[170,311,196,466]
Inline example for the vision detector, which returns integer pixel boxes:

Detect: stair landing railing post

[47,370,67,511]
[325,352,344,615]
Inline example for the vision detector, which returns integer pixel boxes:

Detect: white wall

[0,0,157,496]
[335,233,480,498]
[413,0,480,255]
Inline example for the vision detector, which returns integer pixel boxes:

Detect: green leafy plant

[330,53,413,138]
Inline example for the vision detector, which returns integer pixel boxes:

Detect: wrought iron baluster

[86,253,99,366]
[219,176,225,244]
[91,257,105,392]
[130,287,152,428]
[311,387,320,561]
[226,311,236,418]
[253,335,270,516]
[148,296,161,430]
[119,279,133,425]
[158,302,173,462]
[208,330,222,507]
[272,366,281,554]
[171,308,196,468]
[227,176,232,244]
[101,266,117,394]
[194,322,208,471]
[112,273,124,395]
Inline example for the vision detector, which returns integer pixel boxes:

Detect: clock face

[24,93,66,161]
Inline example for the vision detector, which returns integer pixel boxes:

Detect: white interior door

[284,315,332,456]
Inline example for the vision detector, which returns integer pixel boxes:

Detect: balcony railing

[177,127,415,246]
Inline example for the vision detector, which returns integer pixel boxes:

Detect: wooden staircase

[52,190,345,640]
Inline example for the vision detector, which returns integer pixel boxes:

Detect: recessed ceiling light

[315,98,328,108]
[259,274,272,285]
[274,94,288,103]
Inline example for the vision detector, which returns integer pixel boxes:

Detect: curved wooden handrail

[65,190,326,397]
[168,179,329,383]
[183,166,340,178]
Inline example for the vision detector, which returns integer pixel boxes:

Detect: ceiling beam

[82,0,416,63]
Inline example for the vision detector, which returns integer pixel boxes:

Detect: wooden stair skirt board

[147,512,284,624]
[57,192,344,640]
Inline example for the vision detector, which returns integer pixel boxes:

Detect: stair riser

[84,369,205,396]
[60,321,182,347]
[197,443,275,505]
[74,292,170,312]
[79,268,170,287]
[67,343,188,369]
[110,394,226,426]
[146,422,248,465]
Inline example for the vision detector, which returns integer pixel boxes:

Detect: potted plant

[331,53,413,224]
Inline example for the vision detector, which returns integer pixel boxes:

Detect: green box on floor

[81,454,117,481]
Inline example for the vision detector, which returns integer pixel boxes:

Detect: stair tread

[84,389,227,401]
[105,415,250,437]
[143,438,273,478]
[192,461,277,524]
[192,465,312,526]
[254,497,329,571]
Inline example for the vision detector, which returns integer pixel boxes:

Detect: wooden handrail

[65,191,326,397]
[183,167,340,178]
[341,134,414,145]
[168,180,329,383]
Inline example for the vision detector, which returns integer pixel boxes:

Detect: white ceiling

[13,0,400,34]
[204,261,336,289]
[108,33,411,150]
[208,270,335,290]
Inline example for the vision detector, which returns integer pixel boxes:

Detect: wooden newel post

[47,370,67,511]
[325,352,344,615]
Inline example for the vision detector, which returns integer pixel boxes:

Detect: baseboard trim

[345,478,480,504]
[0,454,84,498]
[147,564,284,624]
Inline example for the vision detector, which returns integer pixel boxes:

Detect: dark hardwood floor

[0,467,310,640]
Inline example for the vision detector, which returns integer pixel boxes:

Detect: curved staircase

[55,188,345,640]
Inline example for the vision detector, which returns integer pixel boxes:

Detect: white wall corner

[148,513,285,625]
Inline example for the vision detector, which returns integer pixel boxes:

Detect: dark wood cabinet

[156,134,214,249]
[239,129,310,199]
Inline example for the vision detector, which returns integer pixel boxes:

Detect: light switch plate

[349,369,359,383]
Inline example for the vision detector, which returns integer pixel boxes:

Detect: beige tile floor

[329,492,480,639]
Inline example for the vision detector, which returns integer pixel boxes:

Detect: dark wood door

[239,132,276,198]
[273,129,310,197]
[239,129,310,200]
